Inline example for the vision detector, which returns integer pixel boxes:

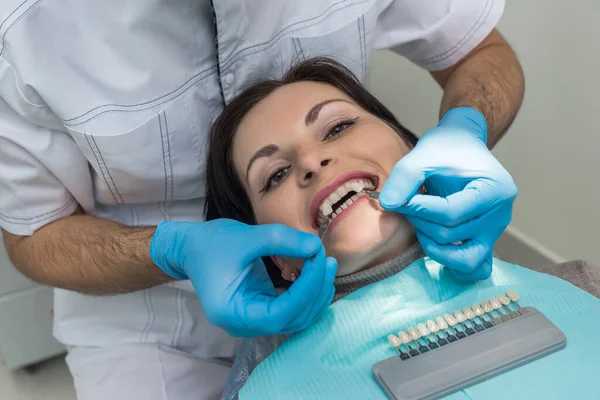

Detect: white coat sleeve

[0,96,94,236]
[373,0,505,71]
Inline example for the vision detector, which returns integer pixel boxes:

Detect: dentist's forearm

[431,29,525,148]
[2,208,173,295]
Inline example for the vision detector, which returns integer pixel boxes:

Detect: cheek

[351,127,412,173]
[251,185,310,230]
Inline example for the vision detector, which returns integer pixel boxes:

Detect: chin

[326,209,417,276]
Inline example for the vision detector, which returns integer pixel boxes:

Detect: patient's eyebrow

[305,99,353,126]
[246,144,279,182]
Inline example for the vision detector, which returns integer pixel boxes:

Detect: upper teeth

[317,178,375,224]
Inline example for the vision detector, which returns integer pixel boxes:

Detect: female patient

[205,58,600,399]
[206,57,420,284]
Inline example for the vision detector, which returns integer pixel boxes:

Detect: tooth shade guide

[376,300,566,398]
[385,289,534,363]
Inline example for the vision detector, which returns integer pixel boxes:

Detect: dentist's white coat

[0,0,504,398]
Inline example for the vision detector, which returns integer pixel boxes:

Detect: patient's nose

[301,156,333,182]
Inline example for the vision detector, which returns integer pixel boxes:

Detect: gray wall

[368,2,600,266]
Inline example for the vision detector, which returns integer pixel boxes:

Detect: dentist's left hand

[150,219,337,337]
[379,108,517,281]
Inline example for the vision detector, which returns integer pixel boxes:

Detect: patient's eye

[261,166,290,193]
[324,117,359,140]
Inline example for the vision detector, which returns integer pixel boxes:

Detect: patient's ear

[272,256,300,282]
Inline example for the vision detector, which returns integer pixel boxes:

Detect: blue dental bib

[240,258,600,399]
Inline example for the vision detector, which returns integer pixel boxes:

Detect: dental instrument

[374,289,566,400]
[317,220,329,239]
[361,189,380,199]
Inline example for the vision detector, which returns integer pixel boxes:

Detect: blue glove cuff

[150,222,189,280]
[439,107,488,144]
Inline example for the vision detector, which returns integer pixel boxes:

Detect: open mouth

[314,175,377,228]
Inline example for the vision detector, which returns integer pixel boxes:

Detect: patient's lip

[310,170,378,229]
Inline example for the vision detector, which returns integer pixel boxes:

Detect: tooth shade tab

[506,289,520,302]
[490,298,502,310]
[388,334,402,348]
[454,310,466,323]
[481,301,493,313]
[407,327,421,340]
[472,304,484,316]
[417,323,430,336]
[498,295,511,306]
[398,331,412,344]
[463,307,476,319]
[444,314,457,327]
[436,316,449,330]
[426,320,439,333]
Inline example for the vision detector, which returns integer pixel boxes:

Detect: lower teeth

[317,191,366,225]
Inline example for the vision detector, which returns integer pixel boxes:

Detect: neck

[333,242,424,301]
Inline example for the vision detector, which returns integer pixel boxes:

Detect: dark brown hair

[204,57,418,285]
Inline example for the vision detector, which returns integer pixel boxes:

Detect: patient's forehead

[232,81,358,176]
[236,81,355,140]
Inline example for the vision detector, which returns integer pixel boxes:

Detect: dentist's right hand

[150,219,338,337]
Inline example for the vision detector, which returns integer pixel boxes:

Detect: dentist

[0,1,522,398]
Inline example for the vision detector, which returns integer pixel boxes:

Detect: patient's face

[232,81,416,277]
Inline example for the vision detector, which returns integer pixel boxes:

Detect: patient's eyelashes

[261,164,291,193]
[322,117,359,141]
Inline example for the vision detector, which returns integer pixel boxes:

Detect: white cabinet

[0,234,65,370]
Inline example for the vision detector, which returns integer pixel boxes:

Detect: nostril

[305,172,313,180]
[320,159,329,167]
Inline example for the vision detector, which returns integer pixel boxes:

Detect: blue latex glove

[379,107,517,280]
[150,219,338,337]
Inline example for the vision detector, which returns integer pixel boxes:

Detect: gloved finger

[284,256,337,332]
[417,231,493,274]
[283,256,337,333]
[378,152,425,210]
[253,246,329,331]
[399,179,510,227]
[449,256,493,281]
[250,224,322,260]
[405,205,508,244]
